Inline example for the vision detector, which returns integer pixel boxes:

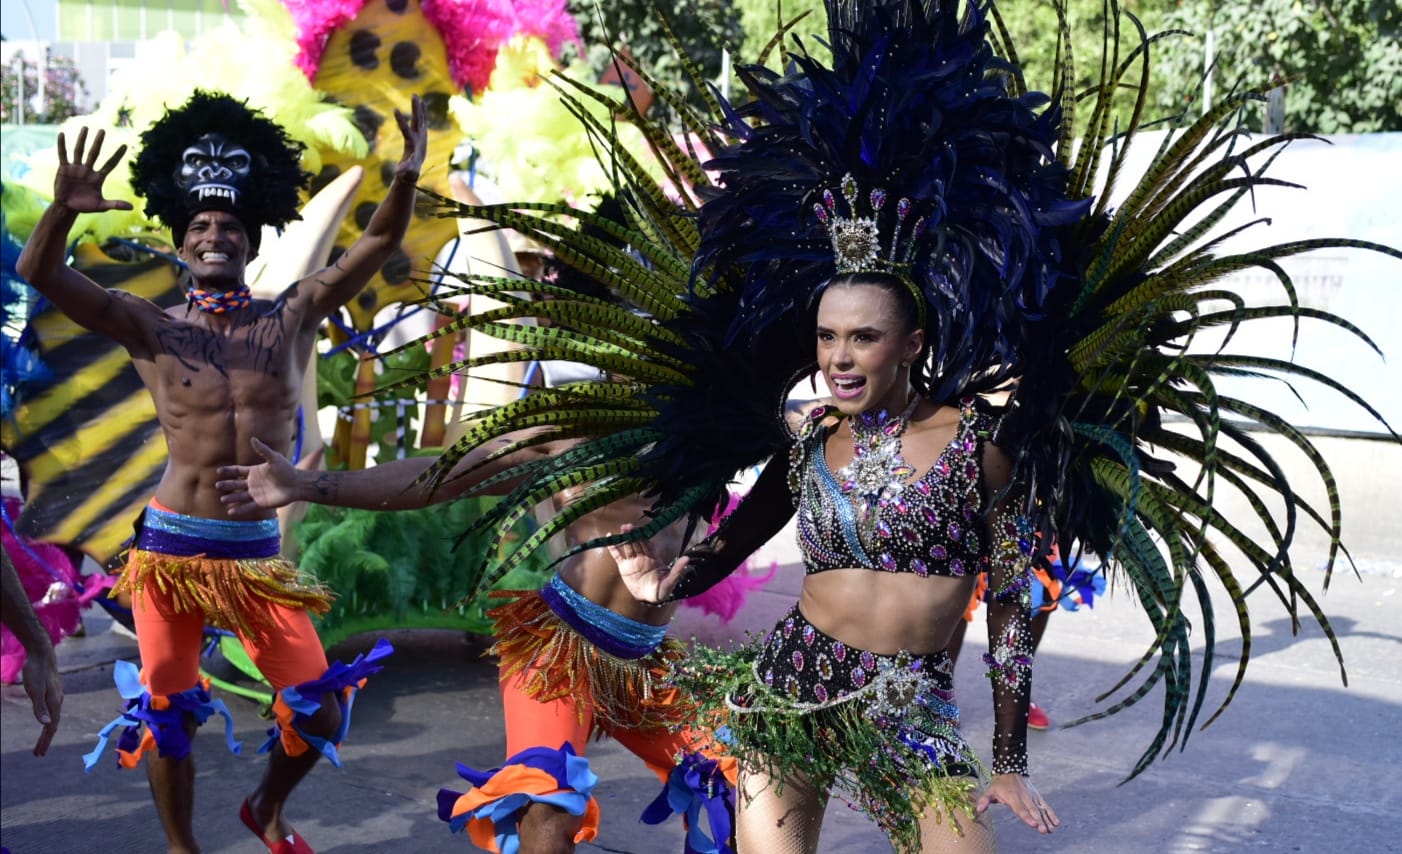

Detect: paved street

[2,434,1399,853]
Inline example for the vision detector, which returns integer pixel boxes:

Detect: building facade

[3,0,242,116]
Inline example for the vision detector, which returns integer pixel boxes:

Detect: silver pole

[16,55,26,125]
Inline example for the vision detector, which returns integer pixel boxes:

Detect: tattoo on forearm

[314,248,354,290]
[312,472,340,504]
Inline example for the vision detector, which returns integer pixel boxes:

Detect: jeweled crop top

[790,397,992,578]
[665,395,1038,777]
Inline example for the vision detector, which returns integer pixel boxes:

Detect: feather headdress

[391,0,1400,783]
[695,0,1087,403]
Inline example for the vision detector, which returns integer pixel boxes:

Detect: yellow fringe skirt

[488,581,693,736]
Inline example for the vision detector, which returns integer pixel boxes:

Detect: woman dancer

[608,268,1052,853]
[391,0,1397,849]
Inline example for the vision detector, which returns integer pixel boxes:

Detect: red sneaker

[1028,702,1051,731]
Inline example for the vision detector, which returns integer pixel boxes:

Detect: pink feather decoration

[1,498,102,683]
[422,0,518,93]
[680,491,777,623]
[283,0,370,82]
[679,562,776,623]
[512,0,583,59]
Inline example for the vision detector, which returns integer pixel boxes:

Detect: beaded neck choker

[187,285,252,314]
[838,395,920,516]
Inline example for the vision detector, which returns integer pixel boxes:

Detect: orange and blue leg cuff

[82,659,240,770]
[1033,558,1106,612]
[436,743,601,854]
[641,751,738,854]
[258,637,393,767]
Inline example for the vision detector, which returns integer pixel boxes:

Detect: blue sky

[2,0,58,42]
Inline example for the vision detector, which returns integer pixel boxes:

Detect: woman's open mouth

[830,374,867,400]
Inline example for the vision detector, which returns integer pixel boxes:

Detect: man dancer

[16,90,426,853]
[216,422,737,854]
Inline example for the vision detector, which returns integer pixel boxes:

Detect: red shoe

[240,799,315,854]
[1028,702,1051,731]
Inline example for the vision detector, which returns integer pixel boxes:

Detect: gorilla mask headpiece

[130,90,309,253]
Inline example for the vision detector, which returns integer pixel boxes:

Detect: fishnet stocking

[735,765,829,854]
[735,763,999,854]
[916,804,998,854]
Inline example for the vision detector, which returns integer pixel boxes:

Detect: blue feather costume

[399,0,1401,838]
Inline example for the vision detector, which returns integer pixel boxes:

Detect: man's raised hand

[394,94,429,180]
[52,127,134,215]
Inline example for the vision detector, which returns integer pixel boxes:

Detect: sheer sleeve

[664,448,798,601]
[981,440,1037,777]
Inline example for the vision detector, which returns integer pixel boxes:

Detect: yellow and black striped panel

[0,243,185,564]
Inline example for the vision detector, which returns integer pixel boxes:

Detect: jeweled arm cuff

[983,622,1033,694]
[991,753,1030,777]
[985,618,1033,778]
[985,505,1035,779]
[986,508,1036,605]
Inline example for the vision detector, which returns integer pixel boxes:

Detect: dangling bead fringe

[113,551,333,640]
[489,583,692,734]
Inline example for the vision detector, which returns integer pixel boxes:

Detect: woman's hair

[814,271,933,394]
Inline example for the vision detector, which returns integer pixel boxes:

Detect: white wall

[1098,132,1402,436]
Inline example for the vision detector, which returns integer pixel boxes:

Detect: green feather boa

[290,495,554,648]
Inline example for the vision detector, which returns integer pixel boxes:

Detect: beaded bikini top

[791,397,992,578]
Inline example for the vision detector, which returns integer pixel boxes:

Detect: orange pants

[500,663,713,786]
[132,581,328,695]
[442,587,736,852]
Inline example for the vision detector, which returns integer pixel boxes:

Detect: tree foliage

[732,1,1400,134]
[568,0,744,109]
[1153,0,1402,133]
[0,51,89,124]
[993,2,1177,93]
[733,1,1179,121]
[733,0,828,64]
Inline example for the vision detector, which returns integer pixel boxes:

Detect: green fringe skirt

[677,604,985,852]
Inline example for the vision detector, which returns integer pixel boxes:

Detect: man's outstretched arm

[217,428,560,514]
[15,128,159,351]
[288,94,429,327]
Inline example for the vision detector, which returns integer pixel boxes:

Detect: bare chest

[140,310,308,411]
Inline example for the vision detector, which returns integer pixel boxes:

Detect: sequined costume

[392,0,1401,827]
[86,501,390,771]
[437,574,736,854]
[795,399,992,579]
[667,398,1036,851]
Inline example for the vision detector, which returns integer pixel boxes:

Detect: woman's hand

[393,94,429,180]
[977,774,1058,834]
[606,522,691,604]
